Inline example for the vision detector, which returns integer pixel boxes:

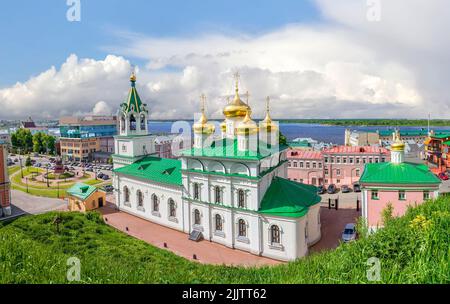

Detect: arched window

[270,225,280,244]
[169,199,176,217]
[129,114,136,131]
[238,189,245,208]
[193,183,200,200]
[137,190,143,207]
[179,141,184,150]
[123,186,130,202]
[238,219,246,237]
[215,214,223,231]
[214,186,221,204]
[194,209,201,225]
[120,115,126,132]
[152,194,159,212]
[140,114,146,131]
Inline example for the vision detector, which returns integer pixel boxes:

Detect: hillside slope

[0,197,448,284]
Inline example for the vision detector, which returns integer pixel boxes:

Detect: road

[10,190,67,215]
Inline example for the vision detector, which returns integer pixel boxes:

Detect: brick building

[0,140,11,217]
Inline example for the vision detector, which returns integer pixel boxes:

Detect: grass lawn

[7,166,21,176]
[0,197,448,284]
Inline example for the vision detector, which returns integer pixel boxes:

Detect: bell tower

[113,72,156,169]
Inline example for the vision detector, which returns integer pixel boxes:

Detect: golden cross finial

[233,71,240,92]
[266,96,270,113]
[200,93,206,113]
[245,91,250,105]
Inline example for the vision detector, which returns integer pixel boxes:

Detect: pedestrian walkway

[98,203,281,267]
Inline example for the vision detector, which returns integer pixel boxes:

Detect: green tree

[33,132,44,154]
[25,156,32,167]
[12,128,33,153]
[43,134,56,155]
[278,131,287,145]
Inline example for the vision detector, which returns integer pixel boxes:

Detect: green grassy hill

[0,197,448,284]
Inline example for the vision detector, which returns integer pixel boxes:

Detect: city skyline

[1,0,449,120]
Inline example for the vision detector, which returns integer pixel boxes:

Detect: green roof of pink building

[359,162,440,185]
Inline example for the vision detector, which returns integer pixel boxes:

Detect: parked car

[341,223,357,243]
[14,159,18,163]
[438,172,449,180]
[103,185,114,192]
[101,175,110,181]
[86,168,94,172]
[353,183,361,192]
[97,173,105,178]
[341,185,350,193]
[317,185,326,195]
[327,184,337,194]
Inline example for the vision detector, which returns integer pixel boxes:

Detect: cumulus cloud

[92,101,112,115]
[1,0,449,119]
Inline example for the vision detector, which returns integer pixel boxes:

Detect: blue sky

[0,0,320,87]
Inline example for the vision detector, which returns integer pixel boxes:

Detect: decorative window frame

[236,218,249,244]
[268,224,284,251]
[168,198,177,222]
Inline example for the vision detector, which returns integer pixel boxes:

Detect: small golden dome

[391,132,405,152]
[236,111,258,136]
[130,72,137,82]
[220,120,227,132]
[193,94,215,135]
[223,73,251,118]
[260,97,278,132]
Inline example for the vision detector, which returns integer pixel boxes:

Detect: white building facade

[113,74,322,261]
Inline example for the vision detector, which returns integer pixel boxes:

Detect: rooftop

[181,138,288,161]
[259,177,321,218]
[67,183,98,200]
[323,146,389,155]
[288,150,322,160]
[359,162,440,185]
[114,156,182,186]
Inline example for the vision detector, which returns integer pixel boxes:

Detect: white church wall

[261,215,301,261]
[306,204,321,246]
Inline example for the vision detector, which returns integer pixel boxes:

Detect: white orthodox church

[112,73,322,261]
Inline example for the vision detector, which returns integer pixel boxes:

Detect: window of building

[305,162,309,169]
[398,190,406,201]
[140,114,146,131]
[293,161,298,168]
[193,183,200,200]
[423,191,430,200]
[152,194,159,212]
[356,169,360,177]
[137,190,143,207]
[120,115,125,132]
[194,209,201,225]
[238,219,247,237]
[363,158,367,164]
[123,186,130,202]
[349,158,354,164]
[343,157,347,164]
[169,199,176,217]
[270,225,281,245]
[288,161,292,167]
[369,158,373,163]
[215,214,223,231]
[324,157,329,163]
[371,190,379,200]
[324,169,329,175]
[336,169,341,176]
[318,163,322,169]
[336,179,341,184]
[129,114,136,131]
[382,157,386,162]
[336,157,341,164]
[356,158,360,164]
[312,162,317,168]
[238,189,245,208]
[375,158,379,163]
[300,162,304,168]
[214,186,222,204]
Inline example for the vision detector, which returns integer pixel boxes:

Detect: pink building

[322,146,390,187]
[287,150,323,185]
[360,136,440,231]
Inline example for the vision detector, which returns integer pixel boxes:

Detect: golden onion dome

[259,97,278,132]
[220,120,227,132]
[391,132,405,152]
[193,94,215,135]
[130,72,137,83]
[236,111,258,136]
[223,74,251,118]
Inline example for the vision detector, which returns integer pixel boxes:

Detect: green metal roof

[359,162,440,185]
[431,133,450,139]
[114,156,182,186]
[67,183,98,200]
[443,140,450,146]
[181,138,288,161]
[288,140,311,147]
[259,177,321,218]
[121,78,145,114]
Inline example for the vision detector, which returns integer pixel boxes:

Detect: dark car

[317,185,326,195]
[103,185,114,192]
[97,173,104,179]
[341,185,350,193]
[353,183,361,192]
[327,184,337,194]
[101,175,110,181]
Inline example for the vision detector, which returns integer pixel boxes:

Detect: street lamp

[25,177,29,193]
[46,165,50,187]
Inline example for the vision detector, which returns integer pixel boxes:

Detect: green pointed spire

[124,72,146,113]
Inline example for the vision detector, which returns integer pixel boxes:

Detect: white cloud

[92,101,112,115]
[1,0,449,119]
